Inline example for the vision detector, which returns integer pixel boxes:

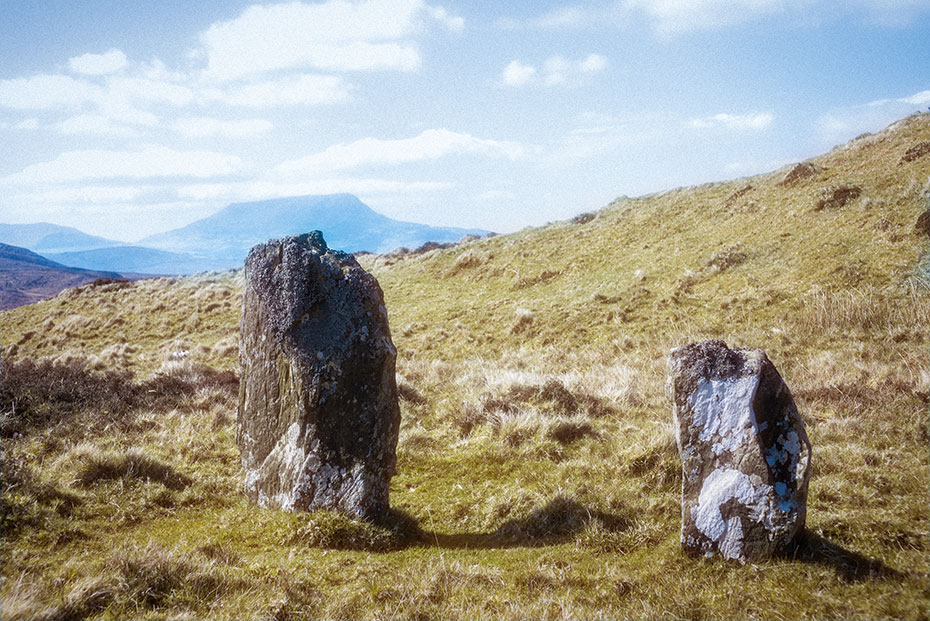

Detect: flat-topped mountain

[140,193,490,269]
[1,195,490,276]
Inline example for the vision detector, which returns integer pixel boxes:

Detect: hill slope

[140,193,489,268]
[0,243,123,310]
[0,115,928,619]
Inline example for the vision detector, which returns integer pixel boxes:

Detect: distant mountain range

[1,194,490,278]
[43,246,218,276]
[139,193,490,268]
[0,243,122,310]
[0,223,122,254]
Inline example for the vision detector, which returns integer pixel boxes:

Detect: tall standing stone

[666,340,812,562]
[237,232,400,519]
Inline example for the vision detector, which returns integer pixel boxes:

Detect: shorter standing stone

[666,340,811,562]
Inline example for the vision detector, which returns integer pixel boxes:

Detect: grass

[1,114,928,619]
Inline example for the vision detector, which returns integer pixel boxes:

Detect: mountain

[0,223,122,254]
[2,196,490,275]
[140,193,490,269]
[0,243,122,310]
[44,246,217,276]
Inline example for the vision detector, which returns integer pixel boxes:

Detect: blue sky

[0,0,928,242]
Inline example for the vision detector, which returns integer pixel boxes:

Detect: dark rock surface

[901,141,930,163]
[779,162,820,185]
[666,340,811,563]
[237,231,400,518]
[814,185,861,211]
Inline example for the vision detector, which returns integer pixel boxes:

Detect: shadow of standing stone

[667,340,811,563]
[237,231,400,519]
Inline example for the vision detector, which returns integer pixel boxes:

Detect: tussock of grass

[289,508,423,551]
[73,448,192,491]
[492,495,629,545]
[1,452,82,535]
[107,542,234,609]
[5,542,239,620]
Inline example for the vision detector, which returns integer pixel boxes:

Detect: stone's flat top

[669,340,765,381]
[667,340,768,405]
[272,231,327,252]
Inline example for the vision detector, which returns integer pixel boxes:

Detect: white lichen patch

[688,376,759,456]
[250,421,311,510]
[691,467,773,560]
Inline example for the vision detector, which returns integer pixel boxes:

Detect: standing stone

[237,232,400,519]
[666,340,811,562]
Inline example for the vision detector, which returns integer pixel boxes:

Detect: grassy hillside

[1,114,928,619]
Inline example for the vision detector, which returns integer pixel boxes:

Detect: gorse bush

[0,358,135,435]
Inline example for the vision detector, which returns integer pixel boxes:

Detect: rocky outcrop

[237,231,400,519]
[779,162,820,186]
[916,209,930,237]
[667,340,811,563]
[901,141,930,164]
[814,185,861,211]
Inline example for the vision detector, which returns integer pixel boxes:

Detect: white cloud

[108,76,194,107]
[580,53,608,73]
[502,54,607,87]
[898,89,930,106]
[55,115,142,137]
[68,49,128,75]
[502,60,536,87]
[475,189,518,201]
[177,178,452,201]
[5,146,244,184]
[15,119,39,130]
[817,87,930,144]
[623,0,930,34]
[690,112,775,130]
[172,117,274,138]
[535,6,590,28]
[278,129,525,175]
[426,5,465,31]
[0,74,102,110]
[199,0,461,80]
[215,74,351,107]
[17,185,153,204]
[623,0,783,34]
